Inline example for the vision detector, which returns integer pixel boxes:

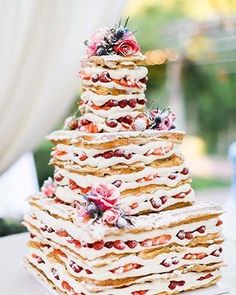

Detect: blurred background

[0,0,235,236]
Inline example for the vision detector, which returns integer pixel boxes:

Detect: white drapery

[0,0,125,173]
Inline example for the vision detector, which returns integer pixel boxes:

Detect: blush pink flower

[102,208,120,225]
[88,183,119,211]
[41,177,56,197]
[114,39,140,56]
[86,27,109,56]
[158,112,176,130]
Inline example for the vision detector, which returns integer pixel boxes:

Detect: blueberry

[87,202,97,214]
[96,46,108,56]
[114,28,125,40]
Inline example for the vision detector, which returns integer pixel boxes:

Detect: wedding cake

[23,21,224,295]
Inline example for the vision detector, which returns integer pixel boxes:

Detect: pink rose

[102,208,120,225]
[88,183,119,211]
[114,39,140,56]
[41,177,56,197]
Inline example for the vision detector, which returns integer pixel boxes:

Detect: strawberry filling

[168,280,185,290]
[110,263,142,274]
[176,225,206,240]
[79,70,148,88]
[132,290,147,295]
[90,98,146,110]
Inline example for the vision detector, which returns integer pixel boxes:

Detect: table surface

[0,188,235,295]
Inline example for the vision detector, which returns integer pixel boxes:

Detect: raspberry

[103,151,114,159]
[91,74,99,83]
[105,119,118,128]
[126,240,138,249]
[168,281,177,290]
[176,230,185,240]
[169,174,177,180]
[54,174,64,182]
[181,168,189,175]
[178,281,185,286]
[105,242,113,249]
[119,100,128,108]
[150,198,162,209]
[114,149,124,157]
[160,196,167,204]
[124,151,132,159]
[93,240,105,250]
[197,226,206,234]
[216,219,223,226]
[99,71,112,83]
[185,232,193,240]
[128,99,137,108]
[112,180,122,187]
[113,240,126,250]
[122,115,133,125]
[137,99,146,105]
[106,100,118,107]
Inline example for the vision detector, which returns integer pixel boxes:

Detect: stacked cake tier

[24,199,223,295]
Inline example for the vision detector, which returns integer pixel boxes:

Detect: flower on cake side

[74,183,131,229]
[63,106,176,133]
[84,18,140,57]
[41,177,57,198]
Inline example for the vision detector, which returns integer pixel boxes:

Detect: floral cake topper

[85,18,140,57]
[74,183,131,229]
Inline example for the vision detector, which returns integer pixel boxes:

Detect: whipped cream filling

[55,163,189,192]
[26,253,221,295]
[54,141,179,169]
[48,129,185,145]
[81,91,146,106]
[28,241,223,281]
[82,66,148,80]
[83,104,144,118]
[25,207,222,259]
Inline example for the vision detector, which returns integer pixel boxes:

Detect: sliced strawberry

[69,179,79,190]
[79,71,90,80]
[86,123,99,133]
[54,150,67,157]
[62,281,73,291]
[55,230,69,237]
[79,152,88,161]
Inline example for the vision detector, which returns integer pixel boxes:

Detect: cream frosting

[28,241,223,281]
[24,204,222,260]
[54,141,179,168]
[26,254,221,295]
[55,163,190,193]
[48,129,185,145]
[82,66,148,80]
